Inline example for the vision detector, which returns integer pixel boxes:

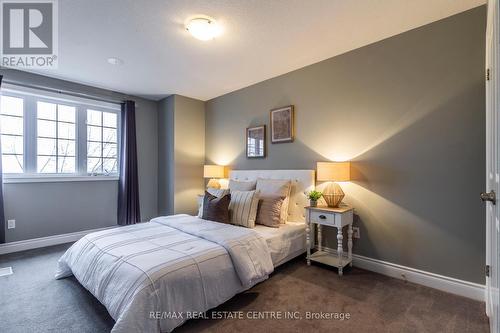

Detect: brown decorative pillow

[198,188,230,218]
[256,195,285,228]
[256,179,292,224]
[202,191,231,224]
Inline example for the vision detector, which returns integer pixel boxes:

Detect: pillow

[229,190,260,228]
[201,191,231,224]
[229,180,256,191]
[207,188,230,197]
[256,195,285,228]
[198,188,230,217]
[256,179,292,224]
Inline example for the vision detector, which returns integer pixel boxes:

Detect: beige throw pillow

[229,179,256,191]
[256,179,292,224]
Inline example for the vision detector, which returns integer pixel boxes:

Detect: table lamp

[316,162,351,207]
[203,165,225,189]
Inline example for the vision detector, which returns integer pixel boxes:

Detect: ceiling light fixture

[107,57,124,65]
[185,16,222,41]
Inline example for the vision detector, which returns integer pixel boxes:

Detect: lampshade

[317,162,351,182]
[203,165,225,178]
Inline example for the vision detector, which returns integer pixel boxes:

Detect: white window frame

[0,85,121,183]
[0,90,26,174]
[85,107,120,176]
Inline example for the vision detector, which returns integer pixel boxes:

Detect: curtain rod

[2,79,125,105]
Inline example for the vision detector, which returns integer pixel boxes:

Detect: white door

[485,1,500,332]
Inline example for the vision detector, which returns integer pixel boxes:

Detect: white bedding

[253,222,306,266]
[55,214,273,333]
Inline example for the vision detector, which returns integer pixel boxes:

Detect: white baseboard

[352,253,485,302]
[315,246,484,301]
[0,226,116,256]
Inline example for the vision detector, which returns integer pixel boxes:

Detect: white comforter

[55,214,274,333]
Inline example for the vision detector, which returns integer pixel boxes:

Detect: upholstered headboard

[229,170,315,223]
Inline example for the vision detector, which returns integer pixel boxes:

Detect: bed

[254,222,306,267]
[55,170,314,333]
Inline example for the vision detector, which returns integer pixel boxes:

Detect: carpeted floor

[0,243,489,333]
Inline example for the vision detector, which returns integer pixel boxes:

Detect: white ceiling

[25,0,485,101]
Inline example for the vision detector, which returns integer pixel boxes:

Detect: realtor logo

[1,0,58,68]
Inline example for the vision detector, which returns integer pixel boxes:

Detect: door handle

[481,190,496,204]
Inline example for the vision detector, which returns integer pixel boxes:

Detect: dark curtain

[0,75,5,243]
[117,100,141,225]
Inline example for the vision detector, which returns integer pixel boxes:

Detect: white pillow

[229,190,260,228]
[229,180,256,191]
[256,179,291,224]
[197,188,230,218]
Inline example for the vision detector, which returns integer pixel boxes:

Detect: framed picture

[246,125,266,158]
[270,105,294,143]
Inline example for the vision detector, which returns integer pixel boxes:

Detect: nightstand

[305,205,354,276]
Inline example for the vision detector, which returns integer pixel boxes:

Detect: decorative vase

[310,200,317,207]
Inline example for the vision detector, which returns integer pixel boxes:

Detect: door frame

[486,1,499,330]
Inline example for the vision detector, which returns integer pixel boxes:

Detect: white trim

[1,84,121,111]
[352,253,485,301]
[3,175,119,183]
[0,226,116,255]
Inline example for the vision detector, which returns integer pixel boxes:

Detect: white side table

[305,205,354,276]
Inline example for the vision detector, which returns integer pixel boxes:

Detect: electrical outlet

[352,227,360,239]
[0,267,13,277]
[7,219,15,229]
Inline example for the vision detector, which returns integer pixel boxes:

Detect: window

[0,87,120,179]
[0,96,24,173]
[37,102,76,173]
[87,109,118,174]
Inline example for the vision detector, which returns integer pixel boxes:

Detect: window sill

[3,175,119,184]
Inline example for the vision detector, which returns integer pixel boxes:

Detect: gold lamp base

[206,178,221,189]
[322,182,345,207]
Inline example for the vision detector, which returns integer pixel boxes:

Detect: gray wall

[172,95,205,215]
[158,95,205,216]
[158,95,175,216]
[206,7,486,283]
[1,69,158,242]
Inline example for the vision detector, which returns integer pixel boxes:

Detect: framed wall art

[246,125,266,158]
[270,105,294,143]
